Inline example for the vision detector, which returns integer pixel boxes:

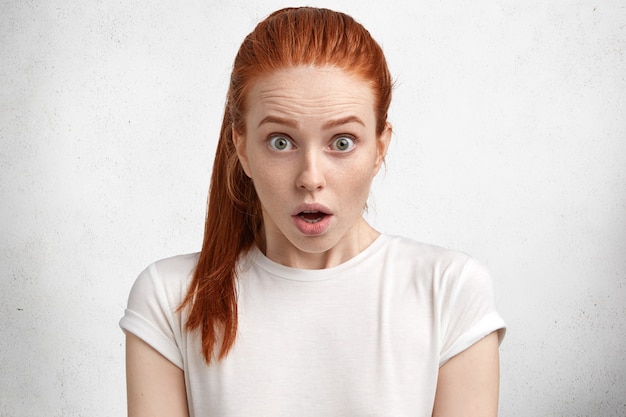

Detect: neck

[264,218,379,269]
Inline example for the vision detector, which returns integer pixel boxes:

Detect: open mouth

[298,210,328,224]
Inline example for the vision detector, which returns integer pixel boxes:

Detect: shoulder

[381,234,473,269]
[378,234,491,290]
[121,253,199,369]
[126,253,199,309]
[150,252,200,278]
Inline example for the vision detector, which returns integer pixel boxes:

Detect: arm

[432,331,501,417]
[125,332,189,417]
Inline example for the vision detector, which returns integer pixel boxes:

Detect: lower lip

[292,214,332,236]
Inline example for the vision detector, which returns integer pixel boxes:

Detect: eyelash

[268,135,294,151]
[331,135,356,152]
[267,134,357,152]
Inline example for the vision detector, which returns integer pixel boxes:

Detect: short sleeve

[119,255,196,369]
[438,258,506,366]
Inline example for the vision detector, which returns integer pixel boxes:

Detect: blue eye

[269,135,293,151]
[332,136,355,152]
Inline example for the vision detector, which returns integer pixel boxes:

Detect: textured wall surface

[1,1,625,416]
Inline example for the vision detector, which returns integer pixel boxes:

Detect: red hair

[179,7,393,363]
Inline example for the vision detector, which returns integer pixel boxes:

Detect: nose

[296,150,326,191]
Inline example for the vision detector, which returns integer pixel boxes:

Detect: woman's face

[234,66,391,269]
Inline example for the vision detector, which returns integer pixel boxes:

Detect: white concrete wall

[1,1,624,415]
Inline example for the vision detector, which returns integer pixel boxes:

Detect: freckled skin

[233,66,391,269]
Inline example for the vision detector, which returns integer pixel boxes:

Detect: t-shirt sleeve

[119,261,186,369]
[438,258,506,366]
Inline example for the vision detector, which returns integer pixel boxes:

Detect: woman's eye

[268,135,293,151]
[332,136,355,152]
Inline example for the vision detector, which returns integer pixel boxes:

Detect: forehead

[245,66,376,123]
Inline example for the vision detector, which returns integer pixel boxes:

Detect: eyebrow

[258,116,298,128]
[257,115,365,129]
[323,116,365,129]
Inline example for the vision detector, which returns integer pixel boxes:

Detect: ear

[232,127,252,178]
[373,122,392,175]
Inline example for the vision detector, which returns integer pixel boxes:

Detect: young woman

[121,7,506,417]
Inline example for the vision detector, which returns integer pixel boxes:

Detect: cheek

[337,166,375,200]
[249,166,289,201]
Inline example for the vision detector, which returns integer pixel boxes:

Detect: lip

[291,203,333,236]
[291,203,333,216]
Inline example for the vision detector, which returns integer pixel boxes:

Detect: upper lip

[291,203,332,216]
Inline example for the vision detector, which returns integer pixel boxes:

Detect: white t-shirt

[120,234,506,417]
